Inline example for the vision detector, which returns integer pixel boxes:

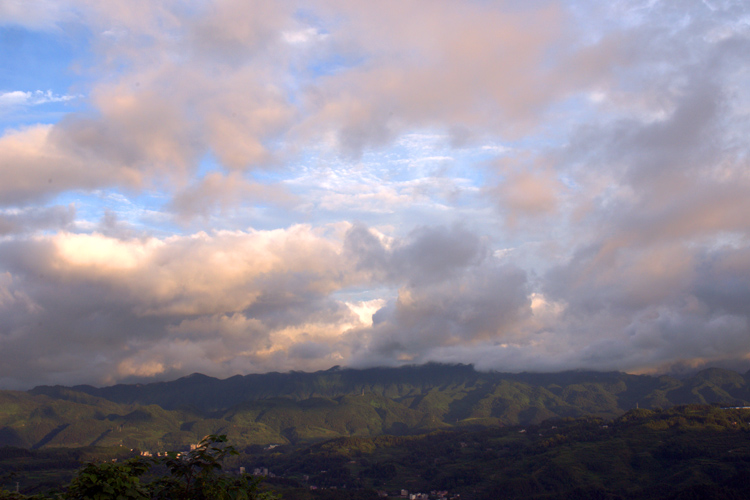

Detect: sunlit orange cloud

[47,226,356,316]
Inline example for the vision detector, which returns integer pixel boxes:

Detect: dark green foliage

[251,405,750,500]
[3,407,750,499]
[65,458,151,500]
[0,492,49,500]
[150,434,271,500]
[0,436,276,500]
[364,462,396,480]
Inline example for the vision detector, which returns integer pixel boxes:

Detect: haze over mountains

[3,364,749,451]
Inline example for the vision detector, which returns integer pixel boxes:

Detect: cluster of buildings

[375,490,459,500]
[252,467,276,477]
[138,450,182,457]
[378,490,461,500]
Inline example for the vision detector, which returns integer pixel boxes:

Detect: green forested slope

[2,405,750,499]
[1,365,748,451]
[259,405,750,500]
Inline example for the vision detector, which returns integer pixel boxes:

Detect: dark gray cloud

[344,223,488,286]
[340,224,531,366]
[349,262,530,367]
[539,236,750,374]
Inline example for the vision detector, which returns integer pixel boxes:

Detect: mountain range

[1,364,749,451]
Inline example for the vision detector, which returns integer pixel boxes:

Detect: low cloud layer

[1,0,749,388]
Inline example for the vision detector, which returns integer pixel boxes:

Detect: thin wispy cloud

[0,89,79,105]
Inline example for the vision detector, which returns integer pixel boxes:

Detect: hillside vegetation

[3,405,749,499]
[258,405,750,499]
[0,365,748,451]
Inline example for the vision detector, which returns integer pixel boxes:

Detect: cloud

[0,90,79,109]
[0,125,133,206]
[3,0,750,387]
[0,0,641,209]
[0,0,75,30]
[0,225,360,387]
[526,34,750,371]
[344,223,488,286]
[489,167,563,226]
[186,0,295,61]
[0,205,75,235]
[293,0,570,155]
[169,172,295,222]
[340,224,534,366]
[536,236,750,374]
[349,263,531,367]
[0,0,297,207]
[0,91,33,107]
[0,223,520,387]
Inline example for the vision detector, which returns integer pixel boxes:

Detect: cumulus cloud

[0,222,526,387]
[0,225,360,387]
[2,0,750,387]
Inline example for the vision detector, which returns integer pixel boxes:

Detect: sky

[1,0,750,389]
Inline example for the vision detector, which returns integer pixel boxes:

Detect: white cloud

[346,299,385,326]
[0,90,79,108]
[0,91,31,107]
[282,27,326,45]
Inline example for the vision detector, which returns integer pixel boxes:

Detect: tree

[65,458,152,500]
[151,434,275,500]
[0,435,278,500]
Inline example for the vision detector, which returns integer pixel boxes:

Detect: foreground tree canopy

[0,435,277,500]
